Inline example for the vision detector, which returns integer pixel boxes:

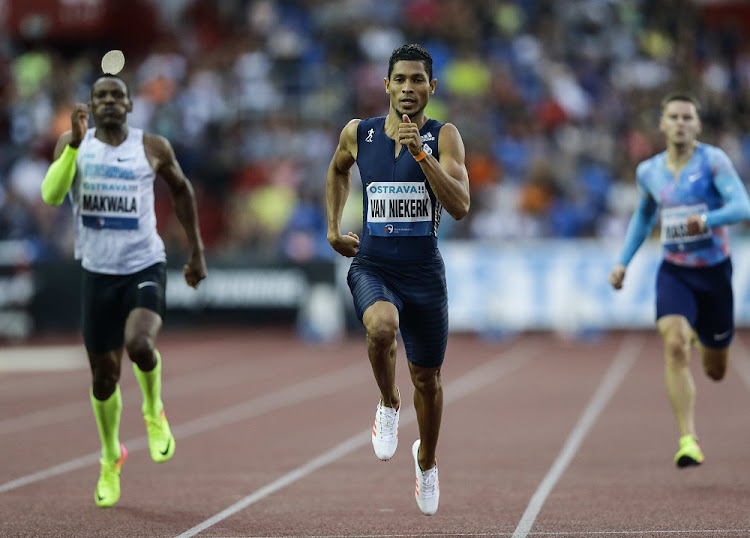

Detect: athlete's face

[384,60,436,119]
[90,78,132,127]
[660,100,701,147]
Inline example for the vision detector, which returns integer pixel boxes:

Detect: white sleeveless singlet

[70,127,166,274]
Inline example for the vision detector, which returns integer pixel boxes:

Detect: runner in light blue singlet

[609,92,750,469]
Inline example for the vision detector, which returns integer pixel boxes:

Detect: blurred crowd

[2,0,750,264]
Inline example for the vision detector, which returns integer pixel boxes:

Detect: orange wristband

[413,150,427,162]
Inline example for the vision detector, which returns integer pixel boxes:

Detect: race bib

[366,181,432,236]
[80,172,139,230]
[661,203,711,252]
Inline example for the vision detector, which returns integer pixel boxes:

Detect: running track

[2,328,750,537]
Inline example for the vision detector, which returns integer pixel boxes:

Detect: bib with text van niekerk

[366,181,433,236]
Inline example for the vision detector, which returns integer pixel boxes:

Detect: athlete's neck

[95,125,129,147]
[385,110,427,139]
[666,140,697,171]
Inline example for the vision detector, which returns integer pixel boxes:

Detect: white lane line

[173,342,544,538]
[510,335,642,538]
[0,354,351,435]
[0,362,366,493]
[0,400,86,436]
[0,345,87,372]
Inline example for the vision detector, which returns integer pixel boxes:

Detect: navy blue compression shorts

[656,258,733,349]
[347,253,448,368]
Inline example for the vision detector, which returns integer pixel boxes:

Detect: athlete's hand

[69,104,89,148]
[184,250,207,289]
[686,214,706,236]
[328,232,360,258]
[399,114,422,156]
[608,263,626,290]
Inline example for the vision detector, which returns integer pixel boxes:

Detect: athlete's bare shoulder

[341,118,361,143]
[337,118,361,161]
[143,133,172,156]
[143,133,177,171]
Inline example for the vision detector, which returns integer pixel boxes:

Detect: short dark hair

[661,91,701,114]
[90,75,130,99]
[388,44,433,80]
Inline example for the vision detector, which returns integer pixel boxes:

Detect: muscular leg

[89,348,124,462]
[362,301,400,408]
[701,345,729,381]
[657,315,697,438]
[126,307,163,416]
[409,362,442,471]
[125,307,161,370]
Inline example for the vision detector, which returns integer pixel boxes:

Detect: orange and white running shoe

[412,439,439,516]
[371,395,399,461]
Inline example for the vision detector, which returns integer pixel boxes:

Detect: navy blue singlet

[347,116,449,368]
[356,116,444,261]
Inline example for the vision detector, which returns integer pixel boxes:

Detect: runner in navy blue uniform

[326,44,470,515]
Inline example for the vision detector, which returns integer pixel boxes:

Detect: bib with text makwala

[81,171,140,230]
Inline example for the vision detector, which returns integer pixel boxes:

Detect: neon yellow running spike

[95,443,127,507]
[144,410,175,463]
[674,435,704,468]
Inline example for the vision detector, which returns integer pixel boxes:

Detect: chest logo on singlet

[81,162,140,230]
[367,181,432,237]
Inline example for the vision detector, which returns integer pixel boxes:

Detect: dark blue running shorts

[81,262,167,353]
[656,258,733,349]
[347,253,448,368]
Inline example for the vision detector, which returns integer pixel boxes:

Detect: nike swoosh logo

[688,172,701,182]
[96,488,104,501]
[160,438,171,456]
[138,281,158,289]
[117,157,134,162]
[714,330,731,340]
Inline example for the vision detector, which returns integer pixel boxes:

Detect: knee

[365,318,399,349]
[125,334,156,369]
[410,367,442,396]
[91,360,120,399]
[663,332,691,367]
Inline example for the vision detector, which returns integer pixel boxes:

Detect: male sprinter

[41,74,207,506]
[326,44,470,515]
[609,91,750,467]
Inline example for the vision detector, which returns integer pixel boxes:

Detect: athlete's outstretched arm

[145,134,207,288]
[609,193,658,289]
[326,119,360,258]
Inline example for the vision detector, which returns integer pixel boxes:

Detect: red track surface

[2,328,750,537]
